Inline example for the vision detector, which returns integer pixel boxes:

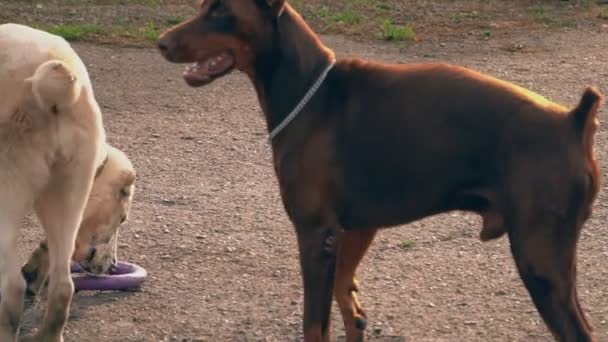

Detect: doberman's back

[329,61,585,230]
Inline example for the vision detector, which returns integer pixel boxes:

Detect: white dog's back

[0,24,91,123]
[0,23,106,195]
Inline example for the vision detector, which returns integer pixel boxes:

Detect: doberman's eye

[208,0,229,17]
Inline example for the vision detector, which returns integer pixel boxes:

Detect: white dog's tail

[25,59,82,114]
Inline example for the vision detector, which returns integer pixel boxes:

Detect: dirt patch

[5,1,608,342]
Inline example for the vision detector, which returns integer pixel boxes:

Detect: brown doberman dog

[157,1,603,341]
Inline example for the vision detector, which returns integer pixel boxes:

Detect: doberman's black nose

[157,35,175,60]
[157,39,169,55]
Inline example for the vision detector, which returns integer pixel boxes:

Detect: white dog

[0,23,108,341]
[22,143,136,296]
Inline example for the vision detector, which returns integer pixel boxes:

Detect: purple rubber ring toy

[71,261,147,291]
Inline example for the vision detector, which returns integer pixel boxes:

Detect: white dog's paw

[26,59,81,113]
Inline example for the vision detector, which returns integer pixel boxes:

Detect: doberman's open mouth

[183,50,235,87]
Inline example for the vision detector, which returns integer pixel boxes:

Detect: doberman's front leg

[334,229,377,342]
[295,224,339,342]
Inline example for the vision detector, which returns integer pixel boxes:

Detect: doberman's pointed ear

[256,0,286,16]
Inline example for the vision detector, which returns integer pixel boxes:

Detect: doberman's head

[157,0,287,87]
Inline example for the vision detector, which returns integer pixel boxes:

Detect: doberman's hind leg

[334,229,376,342]
[508,220,593,342]
[296,224,339,342]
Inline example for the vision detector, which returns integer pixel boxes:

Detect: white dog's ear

[25,74,47,111]
[28,60,82,112]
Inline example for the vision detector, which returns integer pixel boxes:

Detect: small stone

[464,321,477,326]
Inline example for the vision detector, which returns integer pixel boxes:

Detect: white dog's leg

[111,229,119,265]
[0,201,28,341]
[29,171,94,342]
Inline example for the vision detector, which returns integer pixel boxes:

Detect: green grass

[42,24,101,41]
[398,240,417,250]
[143,20,159,42]
[528,5,577,27]
[293,0,409,40]
[318,7,364,26]
[332,11,365,25]
[2,0,601,46]
[529,5,547,20]
[31,17,182,46]
[598,6,608,19]
[374,0,392,11]
[529,5,557,25]
[166,17,185,26]
[440,231,460,242]
[450,11,480,23]
[381,19,416,41]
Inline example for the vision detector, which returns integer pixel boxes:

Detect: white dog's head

[73,144,136,274]
[22,144,136,288]
[25,59,82,113]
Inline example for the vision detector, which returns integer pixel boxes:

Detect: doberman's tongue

[205,51,235,75]
[182,51,235,86]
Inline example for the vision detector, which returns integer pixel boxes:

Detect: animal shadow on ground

[19,291,139,335]
[337,335,406,341]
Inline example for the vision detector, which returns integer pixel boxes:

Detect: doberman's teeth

[184,63,200,75]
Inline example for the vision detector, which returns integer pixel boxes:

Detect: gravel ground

[12,14,608,342]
